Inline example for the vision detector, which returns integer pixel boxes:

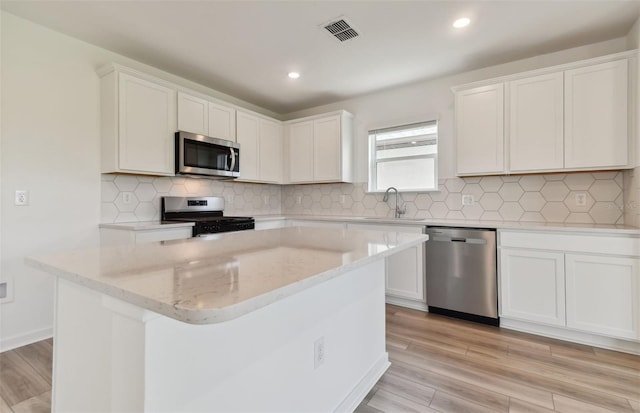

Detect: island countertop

[27,226,428,324]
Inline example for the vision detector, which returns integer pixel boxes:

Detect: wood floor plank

[0,394,12,413]
[387,361,510,412]
[508,398,556,413]
[14,341,53,385]
[0,351,50,406]
[10,391,50,413]
[386,334,409,350]
[407,341,635,413]
[367,388,437,413]
[388,347,555,410]
[376,368,436,406]
[429,390,499,413]
[552,393,628,413]
[354,403,383,413]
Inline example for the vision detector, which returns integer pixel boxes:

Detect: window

[368,120,438,192]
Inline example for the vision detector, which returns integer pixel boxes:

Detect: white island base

[53,259,388,412]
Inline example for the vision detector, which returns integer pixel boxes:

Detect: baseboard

[385,296,427,312]
[334,353,390,413]
[0,326,53,353]
[501,318,640,355]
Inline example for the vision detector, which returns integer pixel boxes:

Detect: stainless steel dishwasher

[425,226,498,326]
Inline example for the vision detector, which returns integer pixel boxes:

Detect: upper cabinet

[177,91,236,141]
[286,111,354,184]
[455,83,505,175]
[454,51,634,176]
[236,110,283,184]
[509,72,564,172]
[99,66,177,176]
[564,60,628,169]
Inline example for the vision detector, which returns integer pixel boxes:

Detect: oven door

[176,131,240,178]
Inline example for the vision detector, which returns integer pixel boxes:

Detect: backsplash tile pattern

[281,171,625,224]
[623,168,640,227]
[101,171,625,225]
[101,174,282,223]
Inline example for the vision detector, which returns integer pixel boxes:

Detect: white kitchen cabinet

[99,66,177,176]
[178,92,236,141]
[564,59,628,169]
[288,121,314,182]
[500,249,565,326]
[455,83,505,176]
[509,72,564,172]
[499,229,640,347]
[347,223,425,307]
[208,101,236,142]
[286,111,353,184]
[236,111,260,181]
[565,254,639,340]
[236,110,284,183]
[177,92,209,135]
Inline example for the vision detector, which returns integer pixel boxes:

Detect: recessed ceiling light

[453,17,471,29]
[288,72,300,79]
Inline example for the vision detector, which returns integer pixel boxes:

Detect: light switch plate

[575,193,587,207]
[462,195,475,206]
[15,190,29,206]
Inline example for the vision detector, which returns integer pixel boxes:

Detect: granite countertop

[27,227,428,325]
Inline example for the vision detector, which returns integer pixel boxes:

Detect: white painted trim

[452,49,637,92]
[501,318,640,355]
[334,354,390,413]
[385,296,428,312]
[0,327,53,353]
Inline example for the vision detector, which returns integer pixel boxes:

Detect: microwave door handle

[229,147,236,171]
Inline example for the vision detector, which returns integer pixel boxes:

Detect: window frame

[367,120,439,193]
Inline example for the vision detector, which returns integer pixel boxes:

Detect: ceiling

[2,1,639,114]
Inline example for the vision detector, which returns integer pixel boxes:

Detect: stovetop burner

[161,196,255,236]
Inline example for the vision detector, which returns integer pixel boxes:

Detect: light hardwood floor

[1,306,638,412]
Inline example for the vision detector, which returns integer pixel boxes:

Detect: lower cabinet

[500,249,565,326]
[498,230,640,342]
[347,223,426,307]
[565,254,639,340]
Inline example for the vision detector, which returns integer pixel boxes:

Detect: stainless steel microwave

[175,131,240,179]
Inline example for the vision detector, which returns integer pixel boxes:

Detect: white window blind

[368,120,438,192]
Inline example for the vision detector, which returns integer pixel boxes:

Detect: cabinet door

[177,92,209,135]
[236,111,259,181]
[565,60,628,169]
[455,83,505,175]
[509,73,564,172]
[288,121,314,183]
[566,254,638,339]
[347,223,425,302]
[208,102,236,141]
[259,119,283,183]
[313,115,341,181]
[500,249,565,326]
[118,73,176,174]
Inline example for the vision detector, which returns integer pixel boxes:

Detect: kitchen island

[27,226,428,413]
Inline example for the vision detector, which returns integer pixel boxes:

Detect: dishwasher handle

[429,235,487,245]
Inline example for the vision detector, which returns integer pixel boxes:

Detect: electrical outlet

[264,195,269,205]
[314,337,325,369]
[340,195,346,204]
[15,190,29,206]
[122,192,133,204]
[296,196,302,205]
[575,192,587,207]
[462,194,475,206]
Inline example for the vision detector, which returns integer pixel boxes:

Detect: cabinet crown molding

[284,110,354,124]
[452,49,637,92]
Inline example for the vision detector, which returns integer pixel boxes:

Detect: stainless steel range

[161,196,254,237]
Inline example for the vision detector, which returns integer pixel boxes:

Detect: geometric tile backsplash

[102,171,626,225]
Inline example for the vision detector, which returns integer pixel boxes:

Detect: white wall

[284,38,629,182]
[0,12,280,351]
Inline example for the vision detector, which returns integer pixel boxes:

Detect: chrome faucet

[383,187,406,218]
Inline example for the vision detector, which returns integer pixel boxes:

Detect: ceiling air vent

[322,17,359,42]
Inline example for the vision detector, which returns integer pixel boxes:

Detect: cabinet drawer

[499,230,639,256]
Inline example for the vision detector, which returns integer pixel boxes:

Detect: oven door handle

[229,148,236,172]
